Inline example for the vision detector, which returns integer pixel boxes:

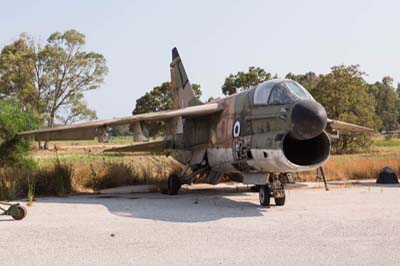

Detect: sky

[1,0,400,119]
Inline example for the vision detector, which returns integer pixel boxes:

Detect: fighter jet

[18,48,372,206]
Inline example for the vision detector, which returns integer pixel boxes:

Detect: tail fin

[170,47,201,109]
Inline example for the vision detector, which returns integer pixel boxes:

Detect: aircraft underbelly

[207,147,324,174]
[207,148,239,173]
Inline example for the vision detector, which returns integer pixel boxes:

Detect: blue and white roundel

[233,121,240,137]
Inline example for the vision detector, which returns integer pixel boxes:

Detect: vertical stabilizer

[170,48,200,109]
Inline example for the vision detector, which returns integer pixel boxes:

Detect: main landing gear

[161,164,210,195]
[166,174,181,195]
[258,180,286,207]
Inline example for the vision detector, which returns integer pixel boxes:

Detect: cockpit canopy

[253,79,313,105]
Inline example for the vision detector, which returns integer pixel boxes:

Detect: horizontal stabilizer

[103,140,171,153]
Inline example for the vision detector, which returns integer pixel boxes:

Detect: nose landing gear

[258,177,286,207]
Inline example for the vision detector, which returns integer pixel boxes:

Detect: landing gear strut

[161,164,210,196]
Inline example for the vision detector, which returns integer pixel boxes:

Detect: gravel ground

[1,183,400,266]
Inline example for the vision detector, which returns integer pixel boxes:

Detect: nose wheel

[259,185,271,206]
[274,192,286,206]
[259,183,286,207]
[272,181,286,206]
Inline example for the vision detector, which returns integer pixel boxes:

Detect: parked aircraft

[18,48,372,206]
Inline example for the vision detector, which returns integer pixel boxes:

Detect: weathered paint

[207,148,238,173]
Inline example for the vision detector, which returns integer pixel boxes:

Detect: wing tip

[328,119,374,132]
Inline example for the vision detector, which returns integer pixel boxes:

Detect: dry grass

[0,152,183,200]
[31,140,183,192]
[71,155,183,191]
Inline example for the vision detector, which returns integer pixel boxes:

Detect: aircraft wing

[17,103,223,141]
[327,119,374,133]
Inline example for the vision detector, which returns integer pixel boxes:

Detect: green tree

[221,66,276,95]
[396,83,400,96]
[110,125,133,137]
[133,82,202,137]
[285,72,320,94]
[0,98,38,167]
[57,97,97,125]
[313,65,377,153]
[368,77,400,131]
[0,34,37,110]
[0,30,107,129]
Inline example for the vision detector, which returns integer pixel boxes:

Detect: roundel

[233,120,241,137]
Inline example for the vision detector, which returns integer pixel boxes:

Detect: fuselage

[173,79,331,176]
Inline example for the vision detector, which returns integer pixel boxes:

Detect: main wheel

[259,185,271,206]
[11,206,27,220]
[167,174,181,195]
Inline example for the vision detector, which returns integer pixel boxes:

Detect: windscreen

[285,81,310,99]
[268,83,296,104]
[253,80,313,105]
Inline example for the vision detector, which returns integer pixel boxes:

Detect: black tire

[12,206,27,220]
[167,174,181,195]
[275,195,286,206]
[259,185,270,206]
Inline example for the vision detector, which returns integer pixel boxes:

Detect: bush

[79,156,183,191]
[88,162,135,190]
[0,158,37,200]
[0,170,18,200]
[35,159,73,196]
[332,134,373,154]
[0,98,38,167]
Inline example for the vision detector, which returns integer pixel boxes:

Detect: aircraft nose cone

[290,100,327,140]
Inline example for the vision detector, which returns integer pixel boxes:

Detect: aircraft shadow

[37,188,267,223]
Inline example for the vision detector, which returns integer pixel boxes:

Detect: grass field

[31,138,181,192]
